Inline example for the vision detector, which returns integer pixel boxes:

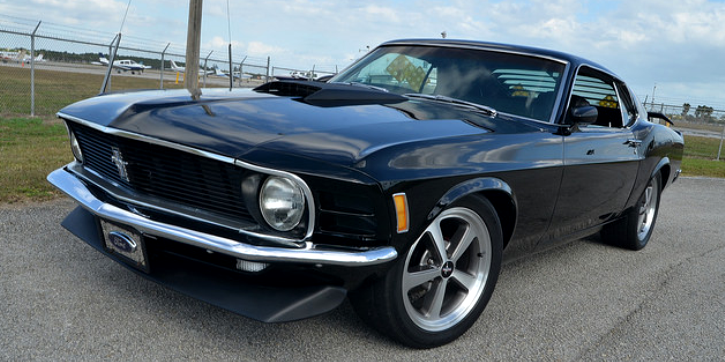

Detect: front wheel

[351,195,503,348]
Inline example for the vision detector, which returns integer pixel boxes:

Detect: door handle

[625,139,642,148]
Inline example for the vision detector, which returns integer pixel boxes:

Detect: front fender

[427,177,517,246]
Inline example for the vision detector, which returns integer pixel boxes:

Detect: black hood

[58,84,535,168]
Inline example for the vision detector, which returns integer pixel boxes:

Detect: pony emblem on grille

[111,147,130,182]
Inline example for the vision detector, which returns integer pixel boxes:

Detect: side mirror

[570,105,598,126]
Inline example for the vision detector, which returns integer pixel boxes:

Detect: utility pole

[185,0,203,99]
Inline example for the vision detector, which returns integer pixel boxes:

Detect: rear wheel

[602,173,662,250]
[351,195,503,348]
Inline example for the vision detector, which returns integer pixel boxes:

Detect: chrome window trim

[378,41,570,66]
[58,112,316,244]
[568,65,635,130]
[335,44,570,125]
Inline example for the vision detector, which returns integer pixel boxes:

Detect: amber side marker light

[393,193,409,233]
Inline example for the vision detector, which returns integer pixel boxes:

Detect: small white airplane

[169,60,214,75]
[0,50,25,63]
[23,53,45,62]
[274,71,325,81]
[212,65,252,80]
[99,53,151,74]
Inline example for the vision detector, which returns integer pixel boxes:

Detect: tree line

[680,103,722,123]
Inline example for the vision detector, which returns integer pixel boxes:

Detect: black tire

[602,172,662,250]
[351,194,503,348]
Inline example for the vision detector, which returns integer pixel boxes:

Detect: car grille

[68,122,250,222]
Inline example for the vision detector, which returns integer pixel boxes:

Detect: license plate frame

[100,219,150,273]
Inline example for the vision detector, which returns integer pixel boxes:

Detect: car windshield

[330,45,565,122]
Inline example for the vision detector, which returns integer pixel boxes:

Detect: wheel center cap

[441,261,455,278]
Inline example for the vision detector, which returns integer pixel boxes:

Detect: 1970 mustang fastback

[48,39,683,348]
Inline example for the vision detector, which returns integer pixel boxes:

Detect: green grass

[681,157,725,178]
[0,66,187,116]
[0,117,70,203]
[682,134,723,159]
[681,135,725,178]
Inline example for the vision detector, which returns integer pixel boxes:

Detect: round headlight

[259,176,305,231]
[69,130,84,163]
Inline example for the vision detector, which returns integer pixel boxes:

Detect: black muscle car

[48,39,684,348]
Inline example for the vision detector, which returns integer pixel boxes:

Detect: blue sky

[1,0,725,109]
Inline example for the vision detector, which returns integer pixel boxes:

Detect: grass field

[0,65,188,116]
[680,135,725,178]
[0,65,723,203]
[0,117,70,202]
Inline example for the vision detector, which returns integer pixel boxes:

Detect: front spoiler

[61,205,346,322]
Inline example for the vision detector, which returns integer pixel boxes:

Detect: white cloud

[204,36,243,51]
[362,5,400,23]
[246,41,286,57]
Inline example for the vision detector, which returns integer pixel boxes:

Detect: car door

[542,67,641,243]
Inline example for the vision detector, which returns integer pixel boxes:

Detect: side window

[615,83,639,127]
[570,67,625,128]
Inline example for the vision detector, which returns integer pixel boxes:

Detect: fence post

[160,43,170,89]
[202,50,213,88]
[101,34,121,94]
[266,57,271,83]
[30,21,41,117]
[238,56,247,87]
[718,123,724,161]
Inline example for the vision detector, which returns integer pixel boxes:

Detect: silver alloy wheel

[637,176,660,240]
[402,207,492,332]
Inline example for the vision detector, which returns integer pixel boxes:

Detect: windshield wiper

[404,93,497,117]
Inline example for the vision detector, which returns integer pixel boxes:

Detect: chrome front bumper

[48,167,398,267]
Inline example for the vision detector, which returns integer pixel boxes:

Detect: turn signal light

[393,193,409,233]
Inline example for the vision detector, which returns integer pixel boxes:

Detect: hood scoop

[254,80,406,107]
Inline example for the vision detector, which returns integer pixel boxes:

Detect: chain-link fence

[644,101,725,125]
[1,19,273,117]
[643,102,725,161]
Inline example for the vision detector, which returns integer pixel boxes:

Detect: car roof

[380,38,618,79]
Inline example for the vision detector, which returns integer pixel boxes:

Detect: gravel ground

[1,177,723,361]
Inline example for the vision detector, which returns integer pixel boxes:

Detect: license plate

[100,220,149,273]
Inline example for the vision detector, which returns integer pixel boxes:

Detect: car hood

[59,87,534,167]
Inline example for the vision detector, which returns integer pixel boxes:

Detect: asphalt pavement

[1,177,724,361]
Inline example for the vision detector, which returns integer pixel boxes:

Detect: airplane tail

[98,53,109,64]
[170,60,180,70]
[35,54,43,61]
